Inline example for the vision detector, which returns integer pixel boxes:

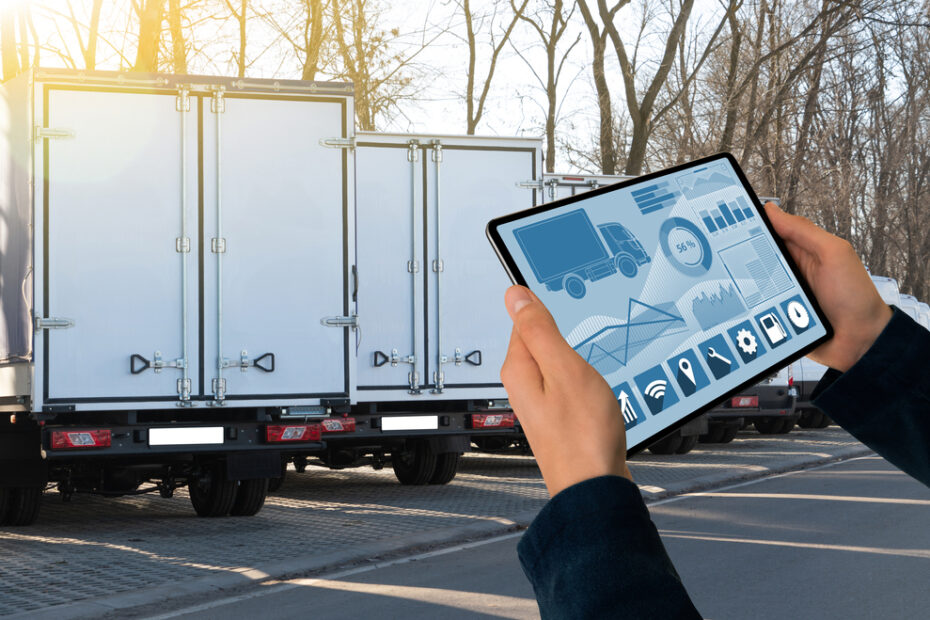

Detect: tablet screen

[489,155,830,451]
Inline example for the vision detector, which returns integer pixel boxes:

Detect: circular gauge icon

[786,300,810,329]
[659,217,713,276]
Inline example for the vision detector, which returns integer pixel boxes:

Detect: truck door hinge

[176,237,191,253]
[34,317,75,330]
[35,127,75,142]
[176,87,191,112]
[430,140,443,162]
[432,260,444,273]
[517,180,543,190]
[407,140,420,162]
[211,378,227,402]
[320,315,359,329]
[210,87,226,114]
[319,137,355,150]
[177,378,192,400]
[407,260,419,273]
[211,237,226,253]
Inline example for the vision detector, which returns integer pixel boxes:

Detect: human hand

[765,202,892,372]
[501,286,632,497]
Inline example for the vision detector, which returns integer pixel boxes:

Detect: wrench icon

[706,347,732,367]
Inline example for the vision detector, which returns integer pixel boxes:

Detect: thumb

[505,286,574,375]
[764,202,828,253]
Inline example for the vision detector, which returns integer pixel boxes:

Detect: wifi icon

[634,365,680,415]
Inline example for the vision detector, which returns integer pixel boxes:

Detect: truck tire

[189,469,238,517]
[2,487,42,526]
[813,413,832,428]
[616,254,638,278]
[718,425,739,443]
[676,434,698,454]
[755,418,793,435]
[778,418,795,434]
[798,410,817,428]
[648,432,683,455]
[429,453,460,485]
[564,275,586,299]
[230,479,269,516]
[267,459,287,493]
[699,425,725,443]
[392,441,437,485]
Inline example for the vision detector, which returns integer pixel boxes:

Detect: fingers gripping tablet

[487,153,831,453]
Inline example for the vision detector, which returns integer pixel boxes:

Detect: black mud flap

[226,451,282,481]
[0,429,49,487]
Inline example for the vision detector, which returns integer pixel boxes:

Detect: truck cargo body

[0,70,543,521]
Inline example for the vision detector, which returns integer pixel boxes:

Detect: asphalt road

[149,456,930,620]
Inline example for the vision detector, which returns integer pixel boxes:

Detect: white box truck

[0,69,540,523]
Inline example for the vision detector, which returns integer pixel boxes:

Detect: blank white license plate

[149,427,224,446]
[381,415,439,432]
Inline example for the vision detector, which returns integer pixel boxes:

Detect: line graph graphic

[570,299,688,375]
[691,283,745,330]
[676,162,736,200]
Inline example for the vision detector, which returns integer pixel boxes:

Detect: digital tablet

[486,153,832,453]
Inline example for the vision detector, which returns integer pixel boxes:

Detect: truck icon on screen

[513,208,651,299]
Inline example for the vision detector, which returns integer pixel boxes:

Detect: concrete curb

[8,444,873,620]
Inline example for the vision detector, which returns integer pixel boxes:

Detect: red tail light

[470,412,515,429]
[788,376,794,387]
[731,396,759,408]
[51,429,112,450]
[265,424,321,443]
[320,417,356,433]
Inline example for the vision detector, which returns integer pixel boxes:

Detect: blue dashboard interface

[496,158,827,448]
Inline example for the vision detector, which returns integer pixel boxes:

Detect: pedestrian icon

[612,382,646,430]
[666,349,710,396]
[698,334,740,379]
[634,365,680,415]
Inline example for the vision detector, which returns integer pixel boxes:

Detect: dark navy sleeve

[813,308,930,487]
[517,475,701,619]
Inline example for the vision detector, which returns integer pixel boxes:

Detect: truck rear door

[40,87,199,406]
[201,94,352,403]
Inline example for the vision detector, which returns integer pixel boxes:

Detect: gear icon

[736,328,758,355]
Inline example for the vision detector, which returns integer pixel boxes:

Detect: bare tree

[513,0,581,172]
[461,0,529,134]
[577,0,618,174]
[1,4,20,80]
[222,0,247,77]
[133,0,165,72]
[167,0,187,73]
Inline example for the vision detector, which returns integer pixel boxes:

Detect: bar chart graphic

[700,196,755,234]
[630,180,681,215]
[718,234,792,307]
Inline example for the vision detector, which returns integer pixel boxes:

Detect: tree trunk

[1,6,20,81]
[301,0,324,81]
[167,0,186,74]
[133,0,164,73]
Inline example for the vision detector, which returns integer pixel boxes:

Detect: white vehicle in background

[898,294,921,322]
[917,303,930,330]
[795,274,904,428]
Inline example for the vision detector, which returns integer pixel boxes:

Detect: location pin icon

[679,358,696,388]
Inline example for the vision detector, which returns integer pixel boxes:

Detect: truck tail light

[731,396,759,408]
[50,429,112,450]
[788,375,794,387]
[320,417,356,433]
[265,424,321,443]
[470,412,515,429]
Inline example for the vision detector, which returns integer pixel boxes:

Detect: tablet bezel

[486,152,834,455]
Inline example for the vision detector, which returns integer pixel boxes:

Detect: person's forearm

[813,308,930,487]
[518,476,702,619]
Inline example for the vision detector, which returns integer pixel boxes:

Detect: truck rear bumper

[707,385,797,420]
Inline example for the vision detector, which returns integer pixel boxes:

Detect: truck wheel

[230,479,269,516]
[429,453,460,485]
[777,418,795,434]
[392,441,437,485]
[676,434,698,454]
[564,275,586,299]
[813,413,832,428]
[189,468,238,517]
[718,425,739,443]
[2,487,43,526]
[753,418,780,434]
[648,432,683,455]
[616,255,638,278]
[699,425,725,443]
[797,410,817,428]
[268,459,287,493]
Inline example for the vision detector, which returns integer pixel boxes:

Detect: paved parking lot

[1,426,870,618]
